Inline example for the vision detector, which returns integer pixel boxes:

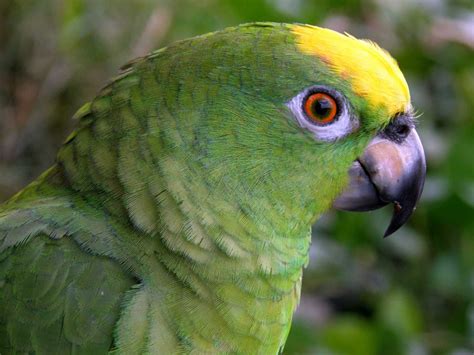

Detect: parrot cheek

[333,115,426,237]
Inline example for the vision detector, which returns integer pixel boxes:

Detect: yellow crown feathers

[291,24,410,118]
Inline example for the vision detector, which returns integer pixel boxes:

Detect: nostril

[381,114,414,143]
[396,124,410,138]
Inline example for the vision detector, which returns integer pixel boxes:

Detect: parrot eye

[286,86,359,142]
[303,92,338,125]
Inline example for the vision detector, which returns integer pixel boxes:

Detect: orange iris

[304,92,338,124]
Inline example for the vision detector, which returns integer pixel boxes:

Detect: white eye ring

[286,86,359,142]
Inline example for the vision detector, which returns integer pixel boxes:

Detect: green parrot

[0,23,425,354]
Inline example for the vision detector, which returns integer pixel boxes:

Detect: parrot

[0,22,426,354]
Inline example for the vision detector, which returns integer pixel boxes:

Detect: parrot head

[161,22,425,236]
[60,22,425,239]
[288,24,426,236]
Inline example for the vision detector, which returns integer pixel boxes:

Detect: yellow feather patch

[291,24,410,118]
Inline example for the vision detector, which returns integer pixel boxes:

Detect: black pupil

[312,98,333,119]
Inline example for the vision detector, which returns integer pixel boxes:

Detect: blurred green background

[1,1,473,354]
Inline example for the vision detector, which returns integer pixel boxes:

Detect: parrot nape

[0,23,426,354]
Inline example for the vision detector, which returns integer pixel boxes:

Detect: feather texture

[0,23,407,353]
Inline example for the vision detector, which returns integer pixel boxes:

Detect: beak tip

[382,203,419,238]
[383,227,396,238]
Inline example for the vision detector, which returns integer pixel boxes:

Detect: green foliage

[1,0,473,353]
[320,317,377,355]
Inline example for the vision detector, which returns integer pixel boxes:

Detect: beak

[333,115,426,237]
